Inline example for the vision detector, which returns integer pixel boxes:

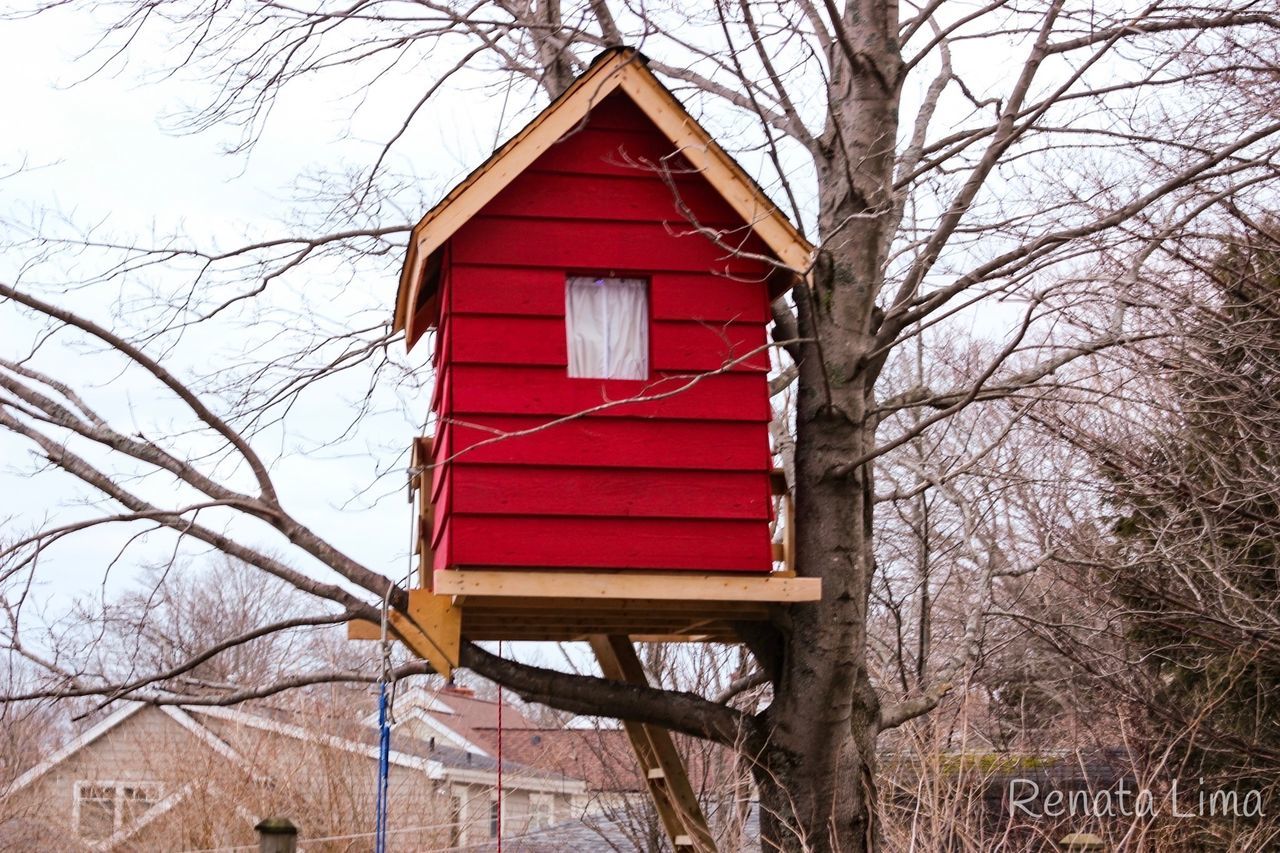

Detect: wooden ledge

[433,570,821,603]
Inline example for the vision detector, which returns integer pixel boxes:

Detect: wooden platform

[439,569,816,642]
[349,570,819,644]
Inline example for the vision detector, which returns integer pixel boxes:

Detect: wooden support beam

[590,635,717,853]
[346,619,381,641]
[345,589,461,678]
[411,437,435,589]
[434,570,820,603]
[395,588,461,677]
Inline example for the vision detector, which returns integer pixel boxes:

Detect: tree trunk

[753,282,884,852]
[752,2,901,848]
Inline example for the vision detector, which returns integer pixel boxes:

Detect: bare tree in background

[97,557,361,693]
[4,1,1280,849]
[1029,222,1280,846]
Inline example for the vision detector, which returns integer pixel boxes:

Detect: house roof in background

[3,702,147,795]
[390,684,641,792]
[5,690,589,801]
[453,801,763,852]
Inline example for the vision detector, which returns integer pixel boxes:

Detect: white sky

[0,1,1098,668]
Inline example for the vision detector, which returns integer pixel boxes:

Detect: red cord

[496,641,504,851]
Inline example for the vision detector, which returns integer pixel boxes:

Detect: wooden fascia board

[394,236,420,336]
[434,570,821,603]
[613,63,813,273]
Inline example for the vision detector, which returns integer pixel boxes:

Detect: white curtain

[566,276,648,379]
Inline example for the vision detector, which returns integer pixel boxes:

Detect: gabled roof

[2,701,447,795]
[394,45,813,350]
[4,702,147,795]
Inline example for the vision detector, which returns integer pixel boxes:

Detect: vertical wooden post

[589,635,717,853]
[770,468,795,575]
[255,818,298,853]
[412,436,434,589]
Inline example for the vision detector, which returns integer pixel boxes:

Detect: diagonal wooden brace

[589,634,718,853]
[347,588,461,678]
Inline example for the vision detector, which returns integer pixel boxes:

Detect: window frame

[448,785,468,846]
[489,795,503,838]
[528,791,556,830]
[73,780,162,840]
[564,274,651,381]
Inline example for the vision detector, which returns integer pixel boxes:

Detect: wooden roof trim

[612,63,813,273]
[394,46,815,350]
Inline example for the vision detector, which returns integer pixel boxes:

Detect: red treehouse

[380,47,820,677]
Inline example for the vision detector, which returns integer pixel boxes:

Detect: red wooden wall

[428,91,778,574]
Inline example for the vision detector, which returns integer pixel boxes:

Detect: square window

[76,785,115,840]
[565,276,649,379]
[529,793,555,830]
[75,781,161,840]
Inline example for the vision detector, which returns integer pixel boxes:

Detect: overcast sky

[0,8,491,616]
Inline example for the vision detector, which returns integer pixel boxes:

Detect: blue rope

[375,680,391,853]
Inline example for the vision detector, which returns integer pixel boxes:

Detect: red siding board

[447,515,773,572]
[429,426,450,504]
[432,313,450,370]
[448,315,566,366]
[650,321,769,372]
[530,127,697,178]
[485,170,743,225]
[448,466,771,520]
[445,314,767,372]
[448,267,566,317]
[446,365,770,421]
[432,526,451,574]
[438,416,771,471]
[572,91,664,131]
[431,365,453,427]
[650,273,771,323]
[449,266,769,324]
[450,218,772,276]
[430,471,452,548]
